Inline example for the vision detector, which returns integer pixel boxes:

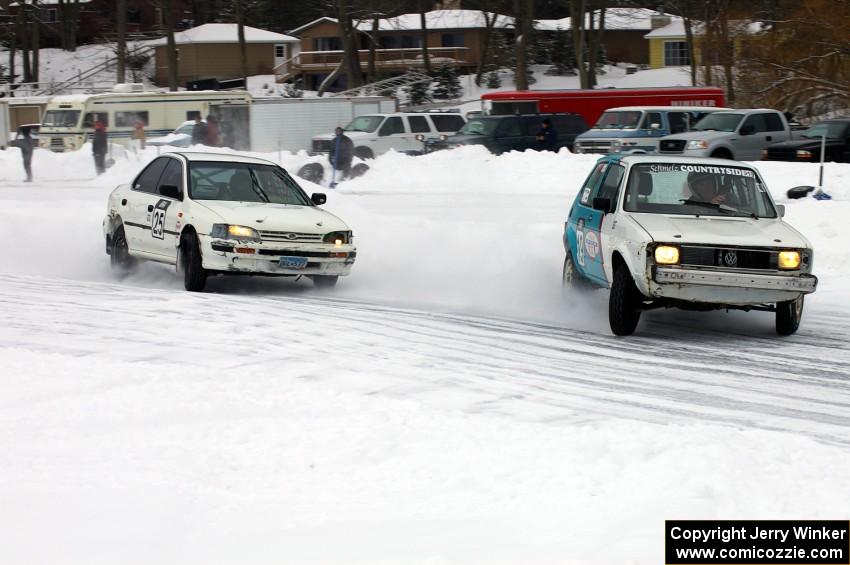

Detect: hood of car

[662,130,733,142]
[577,129,639,140]
[446,134,487,145]
[196,201,350,235]
[768,138,842,151]
[630,213,810,248]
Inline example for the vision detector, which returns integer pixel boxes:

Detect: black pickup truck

[763,118,850,162]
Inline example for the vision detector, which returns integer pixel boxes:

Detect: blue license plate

[279,256,308,270]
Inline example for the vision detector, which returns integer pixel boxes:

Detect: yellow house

[644,17,692,69]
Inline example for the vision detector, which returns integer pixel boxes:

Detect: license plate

[279,256,308,270]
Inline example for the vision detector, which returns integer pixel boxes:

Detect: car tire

[179,231,207,292]
[350,163,370,179]
[354,147,374,160]
[776,295,804,336]
[110,225,135,272]
[297,162,324,184]
[710,148,733,160]
[609,263,642,336]
[562,250,589,293]
[311,275,338,289]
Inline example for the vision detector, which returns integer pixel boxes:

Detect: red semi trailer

[481,87,725,127]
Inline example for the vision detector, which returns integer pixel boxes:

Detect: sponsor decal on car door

[568,162,608,284]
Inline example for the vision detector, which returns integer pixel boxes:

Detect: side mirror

[592,197,612,213]
[311,193,327,205]
[776,204,786,218]
[160,184,182,200]
[740,123,755,136]
[786,185,815,199]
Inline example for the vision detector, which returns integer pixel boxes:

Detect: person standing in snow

[328,126,354,183]
[93,121,108,175]
[536,118,558,152]
[17,127,35,182]
[131,121,146,158]
[191,114,207,145]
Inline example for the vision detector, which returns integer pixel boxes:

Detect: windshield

[623,163,777,218]
[693,113,743,132]
[457,118,499,136]
[42,110,81,128]
[189,162,312,206]
[344,116,384,133]
[174,123,195,135]
[593,111,642,129]
[801,122,846,139]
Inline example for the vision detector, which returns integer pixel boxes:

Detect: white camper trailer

[39,86,251,152]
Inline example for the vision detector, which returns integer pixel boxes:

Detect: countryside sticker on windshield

[649,164,756,177]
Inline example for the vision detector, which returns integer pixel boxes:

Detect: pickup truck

[763,118,850,163]
[658,109,795,161]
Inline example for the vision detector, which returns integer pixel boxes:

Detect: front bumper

[651,267,817,304]
[200,235,356,276]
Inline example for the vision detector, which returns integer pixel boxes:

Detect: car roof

[606,154,759,170]
[169,152,278,166]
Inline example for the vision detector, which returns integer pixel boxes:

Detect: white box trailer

[245,96,396,153]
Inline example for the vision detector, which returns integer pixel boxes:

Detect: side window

[566,115,587,133]
[378,117,404,136]
[83,112,109,127]
[764,113,785,132]
[669,112,688,134]
[524,117,543,135]
[595,164,626,207]
[641,112,663,130]
[430,114,465,132]
[742,114,768,133]
[157,159,184,196]
[497,118,521,137]
[133,158,169,193]
[408,116,430,133]
[116,111,149,127]
[187,110,202,121]
[579,163,608,205]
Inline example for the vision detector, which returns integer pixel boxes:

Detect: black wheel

[776,295,804,336]
[353,147,374,160]
[710,149,733,160]
[561,250,590,293]
[110,225,135,272]
[297,162,324,184]
[311,275,338,289]
[608,263,642,336]
[179,231,207,292]
[350,163,370,179]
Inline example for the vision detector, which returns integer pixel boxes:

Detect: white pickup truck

[658,109,795,161]
[562,154,817,336]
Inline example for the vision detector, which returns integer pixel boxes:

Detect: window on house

[441,33,464,47]
[275,44,286,58]
[379,36,399,49]
[663,41,690,66]
[401,35,421,48]
[127,7,142,25]
[44,8,58,23]
[315,37,342,51]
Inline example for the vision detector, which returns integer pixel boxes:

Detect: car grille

[312,139,332,153]
[258,230,324,243]
[49,137,65,152]
[659,139,686,153]
[576,140,613,153]
[765,147,800,161]
[679,245,776,270]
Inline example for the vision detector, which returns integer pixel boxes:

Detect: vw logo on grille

[284,233,298,240]
[723,251,738,267]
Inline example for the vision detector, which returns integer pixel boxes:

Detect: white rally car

[562,154,818,336]
[103,152,356,291]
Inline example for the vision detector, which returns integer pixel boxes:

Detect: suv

[446,113,588,154]
[562,154,817,336]
[311,112,467,159]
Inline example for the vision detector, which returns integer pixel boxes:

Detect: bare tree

[418,0,431,74]
[17,3,31,83]
[570,0,588,88]
[337,0,362,90]
[160,0,179,90]
[512,0,532,90]
[586,5,606,89]
[30,0,40,83]
[235,0,248,84]
[474,7,501,86]
[116,0,127,83]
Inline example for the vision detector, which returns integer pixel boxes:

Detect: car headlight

[654,245,680,265]
[796,150,812,159]
[323,230,352,247]
[687,140,709,150]
[778,250,801,270]
[610,140,620,150]
[210,223,261,242]
[415,134,425,142]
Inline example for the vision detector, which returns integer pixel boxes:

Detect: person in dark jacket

[93,121,108,175]
[536,118,558,151]
[191,115,207,145]
[17,127,35,182]
[328,126,354,184]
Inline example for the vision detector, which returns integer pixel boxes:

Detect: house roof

[644,20,686,39]
[151,23,297,46]
[289,17,338,36]
[537,8,680,32]
[289,10,512,36]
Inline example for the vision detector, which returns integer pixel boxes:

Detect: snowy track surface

[2,146,849,564]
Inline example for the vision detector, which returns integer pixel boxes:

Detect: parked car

[146,120,198,148]
[762,119,850,163]
[445,113,588,154]
[658,109,795,160]
[573,106,730,154]
[562,154,817,336]
[311,112,467,160]
[103,152,356,291]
